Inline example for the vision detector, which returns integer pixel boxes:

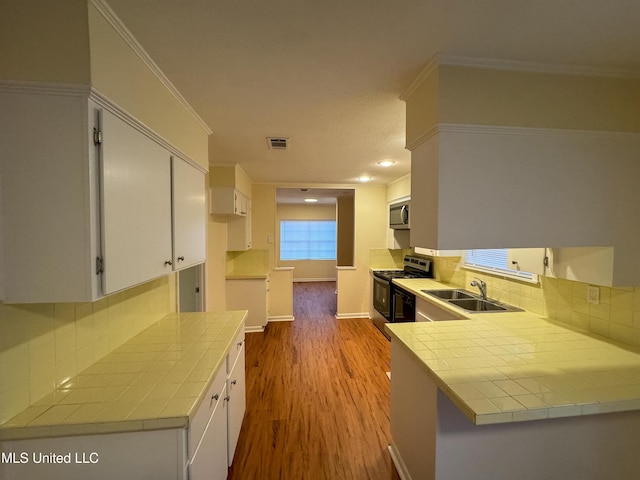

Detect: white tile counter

[388,278,640,425]
[0,311,247,441]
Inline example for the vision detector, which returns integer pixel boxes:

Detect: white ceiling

[105,0,640,186]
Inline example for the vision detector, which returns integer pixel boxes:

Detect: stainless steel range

[372,255,432,339]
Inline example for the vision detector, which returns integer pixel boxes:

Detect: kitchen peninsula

[387,278,640,480]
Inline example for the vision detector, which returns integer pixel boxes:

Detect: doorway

[275,188,354,317]
[178,264,204,312]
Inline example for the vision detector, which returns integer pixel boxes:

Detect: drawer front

[189,367,226,457]
[227,329,245,374]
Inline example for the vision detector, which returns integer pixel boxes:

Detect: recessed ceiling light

[357,176,372,182]
[377,160,395,167]
[304,198,318,203]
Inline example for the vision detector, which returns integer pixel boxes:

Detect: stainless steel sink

[422,289,522,313]
[448,298,508,312]
[422,289,476,300]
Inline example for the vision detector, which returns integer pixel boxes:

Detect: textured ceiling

[105,0,640,185]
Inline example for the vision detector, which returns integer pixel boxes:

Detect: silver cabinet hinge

[96,256,104,275]
[93,128,102,146]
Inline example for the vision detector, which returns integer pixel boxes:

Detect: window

[280,220,336,260]
[464,249,538,282]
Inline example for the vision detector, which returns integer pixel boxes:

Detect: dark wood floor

[228,281,401,480]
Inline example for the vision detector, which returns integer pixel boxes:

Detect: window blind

[464,249,536,281]
[280,220,336,261]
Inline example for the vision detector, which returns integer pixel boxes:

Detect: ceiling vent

[267,137,289,150]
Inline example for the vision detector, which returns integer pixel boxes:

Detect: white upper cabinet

[172,157,206,270]
[99,109,174,295]
[210,187,249,216]
[0,90,102,303]
[0,87,207,303]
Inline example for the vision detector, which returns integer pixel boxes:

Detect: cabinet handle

[177,256,185,262]
[224,396,230,402]
[231,379,237,385]
[237,341,243,347]
[212,393,219,401]
[164,260,173,266]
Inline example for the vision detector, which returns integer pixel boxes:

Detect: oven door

[392,286,416,323]
[372,275,391,320]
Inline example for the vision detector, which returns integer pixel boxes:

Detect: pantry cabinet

[0,87,206,303]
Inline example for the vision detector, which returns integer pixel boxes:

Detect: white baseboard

[388,443,412,480]
[334,312,370,319]
[292,278,336,282]
[244,325,265,333]
[268,315,295,322]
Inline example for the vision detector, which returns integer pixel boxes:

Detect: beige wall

[0,0,91,84]
[337,195,355,267]
[404,65,439,148]
[277,203,337,281]
[405,60,640,148]
[439,65,640,132]
[386,174,411,202]
[87,2,209,168]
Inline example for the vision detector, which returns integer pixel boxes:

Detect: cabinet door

[507,248,546,275]
[416,297,466,322]
[227,340,246,466]
[171,157,206,270]
[189,385,228,480]
[100,109,173,294]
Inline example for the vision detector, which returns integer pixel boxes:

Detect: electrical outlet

[587,285,600,304]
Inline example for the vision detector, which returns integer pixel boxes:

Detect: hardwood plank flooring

[228,281,400,480]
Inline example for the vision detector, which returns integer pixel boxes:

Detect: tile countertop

[0,311,247,441]
[387,278,640,426]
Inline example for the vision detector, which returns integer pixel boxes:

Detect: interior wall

[87,1,209,168]
[337,195,355,266]
[277,203,337,281]
[0,0,91,84]
[439,64,640,132]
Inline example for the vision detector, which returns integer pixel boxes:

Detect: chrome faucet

[470,278,487,300]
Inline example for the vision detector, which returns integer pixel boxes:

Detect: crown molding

[0,80,91,97]
[90,0,212,135]
[399,55,440,101]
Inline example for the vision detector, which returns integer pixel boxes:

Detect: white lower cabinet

[0,331,246,480]
[226,278,268,331]
[416,297,465,322]
[226,330,246,466]
[189,370,228,480]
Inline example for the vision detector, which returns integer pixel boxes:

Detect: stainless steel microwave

[389,200,410,229]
